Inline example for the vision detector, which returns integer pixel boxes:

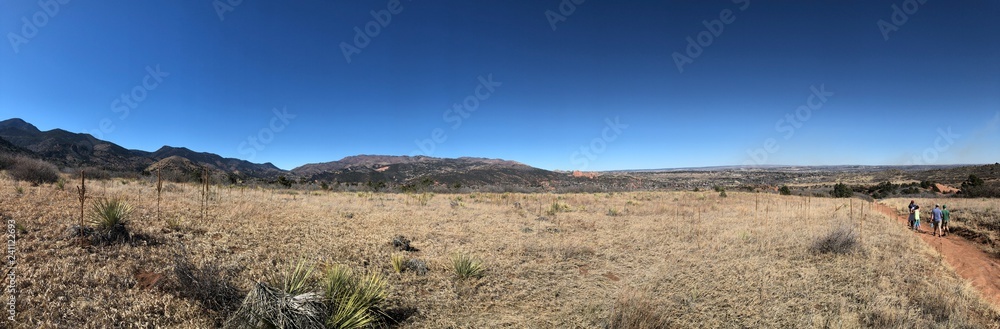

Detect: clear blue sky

[2,0,998,171]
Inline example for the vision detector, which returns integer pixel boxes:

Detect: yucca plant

[451,253,484,279]
[322,265,387,329]
[225,282,325,329]
[390,254,406,274]
[89,196,133,243]
[226,260,324,329]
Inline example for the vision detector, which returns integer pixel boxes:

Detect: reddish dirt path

[874,202,1000,307]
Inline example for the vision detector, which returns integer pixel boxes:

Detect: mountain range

[0,118,592,187]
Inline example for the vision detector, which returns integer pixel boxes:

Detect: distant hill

[291,155,567,187]
[150,146,284,178]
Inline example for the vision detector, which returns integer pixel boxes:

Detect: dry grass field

[1,175,999,328]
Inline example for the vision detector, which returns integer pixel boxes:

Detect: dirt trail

[874,202,1000,307]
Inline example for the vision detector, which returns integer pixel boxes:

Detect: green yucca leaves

[90,196,133,232]
[322,265,387,329]
[451,253,484,279]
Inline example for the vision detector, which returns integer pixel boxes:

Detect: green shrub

[831,183,853,198]
[779,185,792,195]
[451,253,484,279]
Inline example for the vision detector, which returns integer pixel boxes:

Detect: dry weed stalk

[156,169,163,222]
[75,171,86,242]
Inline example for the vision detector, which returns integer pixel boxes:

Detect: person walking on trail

[908,200,917,230]
[913,205,922,232]
[941,205,951,237]
[931,204,943,237]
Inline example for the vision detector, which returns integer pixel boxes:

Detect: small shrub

[719,190,727,198]
[779,185,792,195]
[390,254,406,274]
[607,208,621,217]
[451,253,484,279]
[411,192,433,206]
[546,202,570,216]
[14,186,23,195]
[812,225,859,254]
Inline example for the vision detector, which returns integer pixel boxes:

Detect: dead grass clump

[225,282,326,329]
[607,292,671,329]
[811,224,860,254]
[172,255,245,320]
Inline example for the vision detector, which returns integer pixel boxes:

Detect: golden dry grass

[1,175,998,328]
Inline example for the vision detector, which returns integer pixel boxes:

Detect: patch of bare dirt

[935,183,960,194]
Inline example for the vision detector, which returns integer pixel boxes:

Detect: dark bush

[830,183,853,198]
[961,183,1000,198]
[779,185,792,195]
[8,156,59,185]
[0,154,15,170]
[812,225,859,254]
